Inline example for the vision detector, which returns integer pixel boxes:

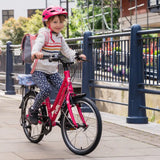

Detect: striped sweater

[31,27,76,74]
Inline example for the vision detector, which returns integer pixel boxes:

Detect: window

[2,10,14,24]
[150,0,157,6]
[27,9,44,17]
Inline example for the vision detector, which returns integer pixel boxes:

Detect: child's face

[48,15,65,34]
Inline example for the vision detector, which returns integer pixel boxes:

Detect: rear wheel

[21,91,46,143]
[61,97,102,155]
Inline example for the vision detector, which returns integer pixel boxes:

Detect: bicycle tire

[21,91,46,143]
[61,96,102,155]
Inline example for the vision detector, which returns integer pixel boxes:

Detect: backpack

[21,31,50,64]
[21,32,50,74]
[21,34,37,64]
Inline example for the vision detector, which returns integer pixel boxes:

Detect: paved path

[1,92,160,160]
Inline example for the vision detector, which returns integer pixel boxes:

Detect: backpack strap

[30,59,38,74]
[44,31,50,44]
[21,34,28,64]
[30,31,49,74]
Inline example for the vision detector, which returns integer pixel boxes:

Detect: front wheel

[61,97,102,155]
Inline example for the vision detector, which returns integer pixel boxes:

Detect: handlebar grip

[43,55,50,59]
[75,55,86,61]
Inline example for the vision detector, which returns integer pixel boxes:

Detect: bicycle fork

[66,93,87,129]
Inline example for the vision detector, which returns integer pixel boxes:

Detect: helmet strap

[48,24,55,43]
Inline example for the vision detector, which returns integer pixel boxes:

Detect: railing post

[25,63,31,74]
[5,41,16,95]
[24,63,31,94]
[158,55,160,80]
[82,31,95,99]
[127,24,148,124]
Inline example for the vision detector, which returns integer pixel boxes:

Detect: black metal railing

[141,36,160,85]
[93,39,130,83]
[3,25,160,124]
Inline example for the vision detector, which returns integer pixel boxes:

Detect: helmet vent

[47,8,52,10]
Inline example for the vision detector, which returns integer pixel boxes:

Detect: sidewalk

[1,90,160,160]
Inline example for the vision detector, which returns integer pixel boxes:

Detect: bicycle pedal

[55,122,61,128]
[65,122,76,130]
[43,125,52,135]
[43,118,52,135]
[67,127,76,130]
[43,128,51,135]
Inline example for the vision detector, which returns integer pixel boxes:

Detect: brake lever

[75,56,87,62]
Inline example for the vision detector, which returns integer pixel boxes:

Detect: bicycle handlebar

[43,54,60,62]
[41,52,86,63]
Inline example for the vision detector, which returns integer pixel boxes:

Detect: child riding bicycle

[29,6,86,125]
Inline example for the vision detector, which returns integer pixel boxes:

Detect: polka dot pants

[31,71,63,111]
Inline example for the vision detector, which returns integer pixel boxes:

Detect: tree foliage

[0,17,29,44]
[25,10,43,34]
[69,0,120,37]
[0,10,43,44]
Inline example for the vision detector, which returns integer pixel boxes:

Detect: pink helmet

[42,6,68,22]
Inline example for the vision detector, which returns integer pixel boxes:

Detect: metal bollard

[127,24,148,124]
[81,31,95,112]
[5,41,16,95]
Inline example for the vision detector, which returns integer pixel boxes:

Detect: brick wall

[122,0,147,17]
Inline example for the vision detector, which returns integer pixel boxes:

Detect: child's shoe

[28,107,38,125]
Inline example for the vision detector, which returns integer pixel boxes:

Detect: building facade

[0,0,75,29]
[121,0,160,30]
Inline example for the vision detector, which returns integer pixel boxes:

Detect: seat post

[63,63,69,71]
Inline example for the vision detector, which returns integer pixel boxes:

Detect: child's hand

[32,52,43,60]
[79,54,86,61]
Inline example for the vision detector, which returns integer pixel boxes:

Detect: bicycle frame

[42,68,87,128]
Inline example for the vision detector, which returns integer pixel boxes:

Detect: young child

[29,6,86,124]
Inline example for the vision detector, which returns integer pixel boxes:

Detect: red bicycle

[19,53,102,155]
